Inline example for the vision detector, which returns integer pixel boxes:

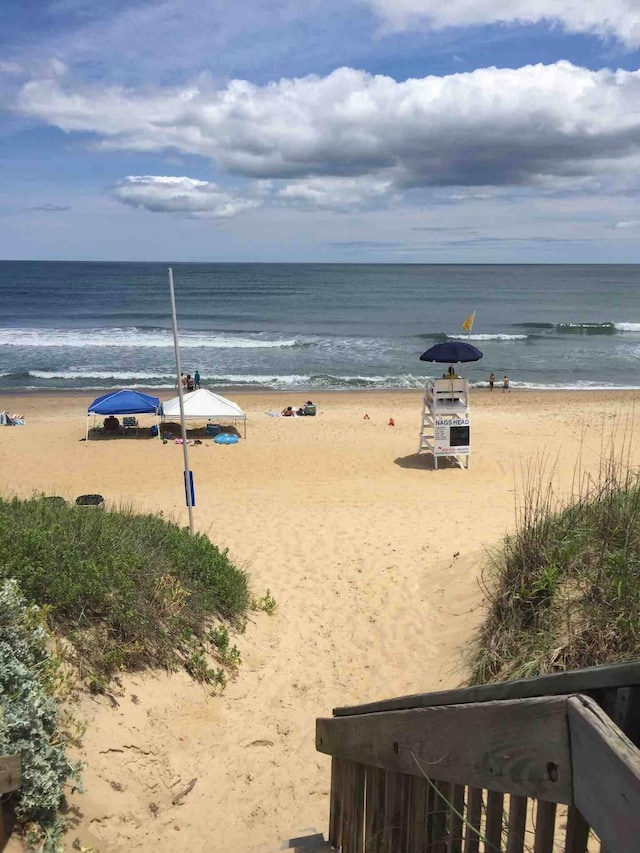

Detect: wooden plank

[340,761,365,853]
[353,762,365,853]
[505,795,527,853]
[328,757,344,849]
[424,775,436,851]
[317,697,572,803]
[463,787,483,853]
[430,780,450,853]
[398,773,412,852]
[568,694,640,853]
[611,686,640,746]
[485,790,503,852]
[532,800,556,853]
[407,775,428,853]
[342,760,356,853]
[0,756,21,796]
[333,659,640,716]
[448,783,465,853]
[382,770,403,853]
[564,805,590,853]
[365,766,385,853]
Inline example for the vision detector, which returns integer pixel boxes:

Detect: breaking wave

[0,327,300,349]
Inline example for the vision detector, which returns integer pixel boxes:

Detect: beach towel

[0,411,25,425]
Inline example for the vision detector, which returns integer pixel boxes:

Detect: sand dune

[1,388,639,852]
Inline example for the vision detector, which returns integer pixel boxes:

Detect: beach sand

[2,387,639,852]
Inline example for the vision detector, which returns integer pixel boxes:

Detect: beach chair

[75,494,105,508]
[122,416,139,436]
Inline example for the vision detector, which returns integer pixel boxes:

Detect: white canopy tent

[161,389,247,437]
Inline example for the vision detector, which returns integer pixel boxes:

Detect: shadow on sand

[394,453,461,471]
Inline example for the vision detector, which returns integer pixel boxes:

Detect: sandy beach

[2,387,640,852]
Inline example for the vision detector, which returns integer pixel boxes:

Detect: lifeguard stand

[418,377,471,469]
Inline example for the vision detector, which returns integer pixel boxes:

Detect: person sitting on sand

[282,406,295,417]
[104,415,120,431]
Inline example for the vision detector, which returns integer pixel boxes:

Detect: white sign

[434,417,470,456]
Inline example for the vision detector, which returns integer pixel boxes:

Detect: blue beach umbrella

[419,341,483,363]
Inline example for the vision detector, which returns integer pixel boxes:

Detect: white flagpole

[168,267,194,534]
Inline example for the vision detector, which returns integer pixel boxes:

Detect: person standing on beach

[194,369,201,389]
[503,375,510,393]
[489,372,495,390]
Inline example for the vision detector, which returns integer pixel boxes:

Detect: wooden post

[448,783,465,853]
[463,787,483,853]
[505,795,528,853]
[533,800,557,853]
[365,766,385,853]
[382,770,403,853]
[329,757,345,849]
[485,790,503,851]
[568,694,640,853]
[407,775,428,853]
[430,780,451,853]
[564,805,590,853]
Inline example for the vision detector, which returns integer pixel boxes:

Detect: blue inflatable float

[214,433,239,445]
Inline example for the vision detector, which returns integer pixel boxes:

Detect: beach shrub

[0,496,250,686]
[0,579,81,851]
[469,453,640,684]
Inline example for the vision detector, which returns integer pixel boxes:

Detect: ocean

[0,261,639,392]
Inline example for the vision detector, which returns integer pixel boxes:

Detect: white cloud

[18,61,640,201]
[277,176,392,209]
[614,219,640,228]
[16,61,640,200]
[0,61,24,76]
[364,0,640,47]
[113,176,260,218]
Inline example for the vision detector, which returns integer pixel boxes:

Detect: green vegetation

[251,587,278,616]
[0,580,82,851]
[0,495,276,848]
[0,495,250,686]
[470,453,640,685]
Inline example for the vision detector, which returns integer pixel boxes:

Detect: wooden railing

[0,755,21,850]
[316,661,640,852]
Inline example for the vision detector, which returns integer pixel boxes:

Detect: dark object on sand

[75,494,105,507]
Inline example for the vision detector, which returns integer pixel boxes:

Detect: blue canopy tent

[86,389,161,440]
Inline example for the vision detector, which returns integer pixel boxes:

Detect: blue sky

[1,0,640,261]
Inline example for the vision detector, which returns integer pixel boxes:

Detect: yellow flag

[461,312,475,332]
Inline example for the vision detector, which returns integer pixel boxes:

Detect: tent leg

[85,417,89,443]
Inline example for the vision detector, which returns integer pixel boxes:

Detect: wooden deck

[316,660,640,851]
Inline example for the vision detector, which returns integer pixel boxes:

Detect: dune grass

[469,443,640,685]
[0,495,251,688]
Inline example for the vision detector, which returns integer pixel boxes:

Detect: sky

[1,0,640,262]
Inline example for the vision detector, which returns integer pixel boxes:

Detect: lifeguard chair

[418,377,471,469]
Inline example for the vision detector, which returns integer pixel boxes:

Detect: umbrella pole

[168,268,195,535]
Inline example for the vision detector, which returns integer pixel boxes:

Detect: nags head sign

[434,417,470,456]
